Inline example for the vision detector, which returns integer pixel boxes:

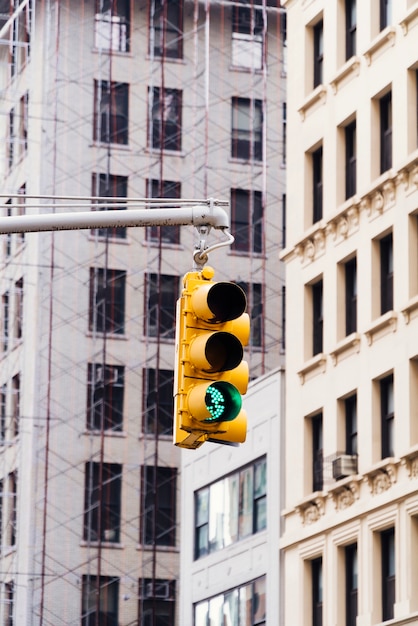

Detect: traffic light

[173,266,250,449]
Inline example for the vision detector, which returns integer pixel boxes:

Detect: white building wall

[180,368,283,625]
[282,0,418,625]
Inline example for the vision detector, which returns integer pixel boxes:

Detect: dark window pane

[345,121,357,199]
[312,414,323,492]
[146,179,181,244]
[381,374,394,459]
[345,257,357,335]
[312,557,323,626]
[94,80,129,145]
[87,364,124,432]
[145,274,178,339]
[82,575,119,626]
[313,21,323,87]
[143,368,174,436]
[141,466,177,546]
[231,189,263,254]
[89,268,126,335]
[84,463,122,543]
[92,173,128,239]
[231,97,263,161]
[381,528,395,621]
[345,0,356,59]
[380,233,393,314]
[345,394,358,455]
[345,543,358,626]
[380,92,392,174]
[312,280,323,356]
[151,0,183,59]
[151,87,182,151]
[313,146,323,223]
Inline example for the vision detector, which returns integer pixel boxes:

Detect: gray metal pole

[0,204,230,234]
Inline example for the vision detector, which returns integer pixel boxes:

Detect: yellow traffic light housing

[173,266,250,449]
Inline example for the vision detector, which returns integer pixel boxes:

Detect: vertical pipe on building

[38,0,60,622]
[203,0,210,197]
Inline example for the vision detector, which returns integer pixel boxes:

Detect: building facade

[281,1,418,625]
[0,0,285,624]
[179,368,283,626]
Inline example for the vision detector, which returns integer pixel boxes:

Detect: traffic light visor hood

[191,281,247,323]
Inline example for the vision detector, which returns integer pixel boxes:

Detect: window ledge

[363,26,396,65]
[364,310,397,345]
[91,141,131,151]
[86,332,128,341]
[330,56,360,93]
[228,157,263,166]
[294,492,326,525]
[138,544,178,553]
[80,540,124,549]
[330,332,361,365]
[401,294,418,324]
[364,458,400,495]
[297,353,326,385]
[400,444,418,478]
[88,234,130,245]
[298,84,327,121]
[400,4,418,34]
[82,430,127,438]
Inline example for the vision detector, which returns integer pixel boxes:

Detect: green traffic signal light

[204,382,242,422]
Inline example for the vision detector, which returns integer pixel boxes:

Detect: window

[380,233,393,314]
[312,146,323,223]
[312,279,323,356]
[313,21,324,88]
[380,0,392,30]
[194,458,266,559]
[7,108,14,169]
[381,527,395,621]
[18,92,28,158]
[83,462,122,543]
[87,364,124,432]
[143,368,173,436]
[281,285,286,352]
[5,580,14,626]
[1,386,6,442]
[82,575,119,626]
[345,394,358,455]
[231,5,264,70]
[94,0,130,53]
[312,414,323,492]
[145,273,178,339]
[231,189,263,254]
[93,80,129,145]
[11,374,19,438]
[282,193,286,248]
[345,257,357,335]
[150,87,182,151]
[14,278,23,341]
[8,0,31,78]
[380,92,392,174]
[345,0,356,59]
[151,0,183,59]
[4,201,12,259]
[2,292,9,352]
[381,374,394,459]
[345,121,356,199]
[138,579,176,626]
[89,268,126,335]
[5,472,17,548]
[312,557,323,626]
[194,576,266,626]
[282,102,287,164]
[345,543,358,626]
[91,173,128,239]
[236,282,263,347]
[145,179,181,245]
[231,97,263,161]
[141,465,177,546]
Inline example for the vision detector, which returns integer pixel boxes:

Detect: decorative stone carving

[338,216,349,238]
[305,239,315,261]
[383,180,395,205]
[295,494,326,525]
[364,460,399,494]
[371,471,391,494]
[412,164,418,187]
[396,169,409,190]
[373,191,384,214]
[347,206,359,228]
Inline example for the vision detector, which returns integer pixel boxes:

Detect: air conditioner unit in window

[145,581,170,599]
[332,454,357,481]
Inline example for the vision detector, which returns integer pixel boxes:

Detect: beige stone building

[281,0,418,625]
[0,0,285,624]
